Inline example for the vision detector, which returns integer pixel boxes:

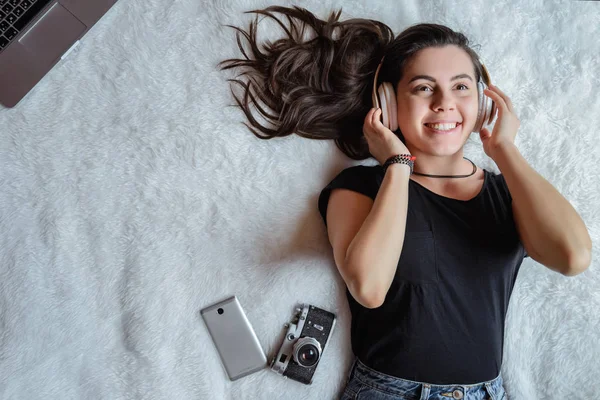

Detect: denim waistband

[350,357,505,400]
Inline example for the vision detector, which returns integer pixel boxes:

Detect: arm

[490,143,592,276]
[345,163,411,308]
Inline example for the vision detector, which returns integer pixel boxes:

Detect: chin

[430,136,468,154]
[428,147,461,157]
[420,136,466,155]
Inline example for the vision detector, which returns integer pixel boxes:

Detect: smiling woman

[394,46,483,164]
[218,6,492,163]
[218,7,498,181]
[218,5,591,400]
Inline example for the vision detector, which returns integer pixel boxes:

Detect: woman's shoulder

[341,163,383,173]
[319,164,382,202]
[485,169,510,194]
[481,169,515,217]
[329,163,383,183]
[318,164,382,225]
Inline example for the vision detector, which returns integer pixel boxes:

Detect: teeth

[425,123,458,131]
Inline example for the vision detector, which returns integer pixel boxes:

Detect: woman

[219,6,591,399]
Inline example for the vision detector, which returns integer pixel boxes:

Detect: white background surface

[1,0,599,398]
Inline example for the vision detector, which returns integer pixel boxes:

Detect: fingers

[484,87,505,117]
[363,108,373,135]
[485,85,514,113]
[371,108,381,127]
[364,108,381,135]
[490,85,514,112]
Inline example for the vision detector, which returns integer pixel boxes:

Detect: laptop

[0,0,118,107]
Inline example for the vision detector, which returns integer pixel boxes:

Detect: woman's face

[395,45,479,156]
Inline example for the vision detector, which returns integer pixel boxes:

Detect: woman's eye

[416,84,468,92]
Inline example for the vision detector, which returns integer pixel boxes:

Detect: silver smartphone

[200,296,267,381]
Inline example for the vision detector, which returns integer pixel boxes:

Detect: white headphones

[371,56,497,134]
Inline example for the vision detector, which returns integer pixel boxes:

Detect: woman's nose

[432,91,456,111]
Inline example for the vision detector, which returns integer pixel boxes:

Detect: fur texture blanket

[1,0,599,398]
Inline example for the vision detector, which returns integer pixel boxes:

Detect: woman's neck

[409,150,471,176]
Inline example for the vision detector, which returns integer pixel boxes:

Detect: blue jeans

[340,357,507,400]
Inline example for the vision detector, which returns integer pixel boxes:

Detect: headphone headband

[480,63,491,86]
[372,56,386,109]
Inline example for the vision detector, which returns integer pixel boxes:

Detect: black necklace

[412,157,477,179]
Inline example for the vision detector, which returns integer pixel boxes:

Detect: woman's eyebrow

[408,73,473,83]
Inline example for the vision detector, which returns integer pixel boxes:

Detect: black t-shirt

[318,164,528,385]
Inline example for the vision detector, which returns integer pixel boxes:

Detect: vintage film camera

[270,304,336,384]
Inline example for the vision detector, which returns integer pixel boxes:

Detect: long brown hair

[219,6,485,160]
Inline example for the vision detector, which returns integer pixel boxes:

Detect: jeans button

[452,390,464,399]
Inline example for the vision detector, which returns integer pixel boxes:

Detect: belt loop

[484,381,497,400]
[419,383,431,400]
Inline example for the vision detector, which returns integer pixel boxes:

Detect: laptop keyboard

[0,0,52,53]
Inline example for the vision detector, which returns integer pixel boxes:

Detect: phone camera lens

[217,308,224,315]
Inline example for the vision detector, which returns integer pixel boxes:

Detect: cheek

[459,97,479,123]
[396,99,425,122]
[395,103,422,135]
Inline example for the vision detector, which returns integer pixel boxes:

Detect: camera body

[270,304,336,385]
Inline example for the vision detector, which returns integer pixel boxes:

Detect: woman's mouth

[423,122,462,135]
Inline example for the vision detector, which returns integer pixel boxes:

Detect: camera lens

[293,337,322,368]
[298,344,319,367]
[217,308,224,315]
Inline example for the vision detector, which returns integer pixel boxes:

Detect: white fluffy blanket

[1,0,599,399]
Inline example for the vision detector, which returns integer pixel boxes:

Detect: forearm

[345,163,410,308]
[491,143,592,274]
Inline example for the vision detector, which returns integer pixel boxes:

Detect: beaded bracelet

[383,154,416,175]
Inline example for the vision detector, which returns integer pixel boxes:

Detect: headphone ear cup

[475,80,497,133]
[382,82,398,131]
[474,80,485,133]
[378,84,390,129]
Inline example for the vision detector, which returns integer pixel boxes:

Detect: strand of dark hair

[218,6,394,160]
[218,6,485,161]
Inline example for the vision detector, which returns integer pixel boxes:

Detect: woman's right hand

[362,108,411,166]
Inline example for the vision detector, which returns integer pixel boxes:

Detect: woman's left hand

[479,84,520,159]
